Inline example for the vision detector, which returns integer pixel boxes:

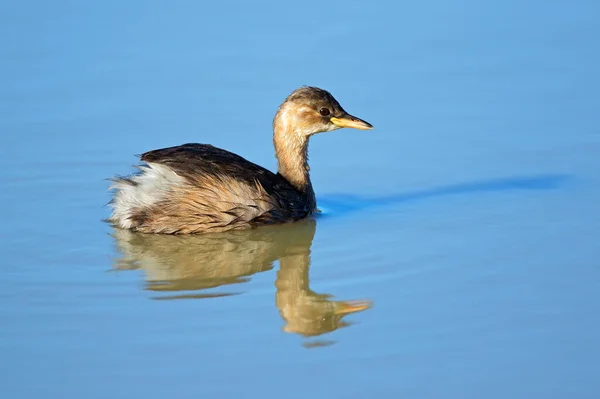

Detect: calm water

[1,1,599,398]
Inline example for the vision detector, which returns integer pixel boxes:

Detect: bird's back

[108,143,312,234]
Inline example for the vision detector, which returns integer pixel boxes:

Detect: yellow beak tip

[330,116,374,130]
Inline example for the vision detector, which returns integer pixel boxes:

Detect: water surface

[1,1,599,398]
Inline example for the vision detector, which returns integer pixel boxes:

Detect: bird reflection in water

[111,219,371,344]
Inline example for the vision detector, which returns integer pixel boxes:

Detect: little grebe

[108,86,372,234]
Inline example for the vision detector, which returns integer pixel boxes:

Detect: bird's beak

[330,113,374,130]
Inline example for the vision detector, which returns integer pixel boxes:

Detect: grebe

[108,86,373,234]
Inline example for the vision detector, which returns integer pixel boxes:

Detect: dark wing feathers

[141,143,279,187]
[140,143,310,221]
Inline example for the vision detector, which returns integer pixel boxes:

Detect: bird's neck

[273,120,316,210]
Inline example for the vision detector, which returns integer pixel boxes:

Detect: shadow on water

[111,219,371,347]
[317,174,570,216]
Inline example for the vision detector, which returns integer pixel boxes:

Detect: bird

[107,86,373,234]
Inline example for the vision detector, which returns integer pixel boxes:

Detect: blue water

[1,1,599,398]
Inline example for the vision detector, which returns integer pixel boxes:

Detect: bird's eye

[319,108,330,116]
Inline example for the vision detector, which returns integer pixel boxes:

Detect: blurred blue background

[1,1,599,398]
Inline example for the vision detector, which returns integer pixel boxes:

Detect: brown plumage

[107,86,373,234]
